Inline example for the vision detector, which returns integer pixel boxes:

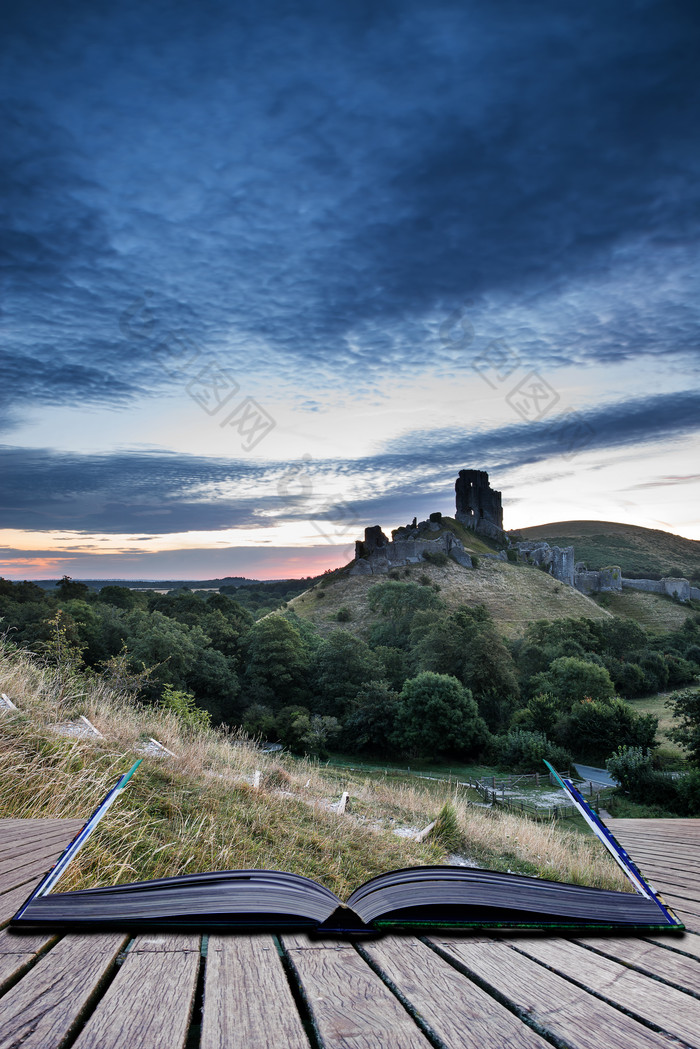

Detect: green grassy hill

[514,520,700,584]
[290,557,612,639]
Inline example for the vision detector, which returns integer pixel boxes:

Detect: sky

[2,0,699,580]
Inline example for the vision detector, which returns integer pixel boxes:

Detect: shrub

[606,745,685,813]
[160,683,211,730]
[506,549,518,562]
[422,550,448,567]
[685,645,700,667]
[606,746,655,793]
[555,698,657,762]
[432,802,462,851]
[493,729,573,773]
[336,607,352,623]
[471,556,480,568]
[677,770,700,816]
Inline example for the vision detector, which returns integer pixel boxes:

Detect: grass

[0,639,632,897]
[627,690,691,767]
[590,589,694,632]
[290,557,611,639]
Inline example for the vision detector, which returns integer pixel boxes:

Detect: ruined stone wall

[350,526,472,576]
[621,577,692,603]
[573,562,622,595]
[621,578,663,594]
[515,541,575,586]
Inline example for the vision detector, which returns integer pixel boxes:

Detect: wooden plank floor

[1,817,699,1048]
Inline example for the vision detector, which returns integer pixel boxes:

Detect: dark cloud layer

[2,387,697,534]
[2,0,700,417]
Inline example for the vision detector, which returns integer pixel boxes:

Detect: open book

[12,761,683,934]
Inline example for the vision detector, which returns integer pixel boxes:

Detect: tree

[668,687,700,766]
[392,672,489,759]
[510,692,559,735]
[241,616,311,711]
[55,576,90,601]
[310,631,382,716]
[411,605,519,731]
[368,581,444,649]
[555,698,657,762]
[530,656,616,709]
[342,681,400,755]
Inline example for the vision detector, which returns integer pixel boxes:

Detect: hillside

[290,557,612,639]
[515,521,700,584]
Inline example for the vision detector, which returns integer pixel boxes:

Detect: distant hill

[513,521,700,584]
[32,576,260,591]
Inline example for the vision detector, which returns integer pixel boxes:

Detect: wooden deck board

[362,934,551,1049]
[572,933,700,994]
[0,933,128,1049]
[429,936,684,1049]
[201,933,311,1049]
[282,932,432,1048]
[72,934,200,1049]
[512,935,700,1046]
[1,816,700,1049]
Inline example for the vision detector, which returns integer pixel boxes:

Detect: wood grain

[0,933,128,1049]
[201,934,309,1049]
[512,936,700,1046]
[0,928,58,994]
[281,933,431,1048]
[363,934,550,1048]
[72,934,201,1049]
[572,934,700,994]
[431,936,681,1049]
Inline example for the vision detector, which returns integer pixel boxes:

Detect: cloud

[2,387,698,534]
[1,0,699,425]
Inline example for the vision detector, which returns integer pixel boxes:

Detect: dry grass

[291,558,611,639]
[0,640,629,898]
[590,589,693,632]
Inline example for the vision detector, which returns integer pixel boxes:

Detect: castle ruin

[346,469,698,602]
[455,469,505,541]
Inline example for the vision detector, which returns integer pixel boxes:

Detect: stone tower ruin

[455,469,504,541]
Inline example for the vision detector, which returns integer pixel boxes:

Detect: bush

[492,729,573,773]
[606,745,686,813]
[432,802,462,850]
[471,556,480,568]
[555,698,657,762]
[677,770,700,815]
[506,549,518,562]
[606,746,655,793]
[336,607,352,623]
[685,645,700,667]
[422,550,448,567]
[160,684,211,730]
